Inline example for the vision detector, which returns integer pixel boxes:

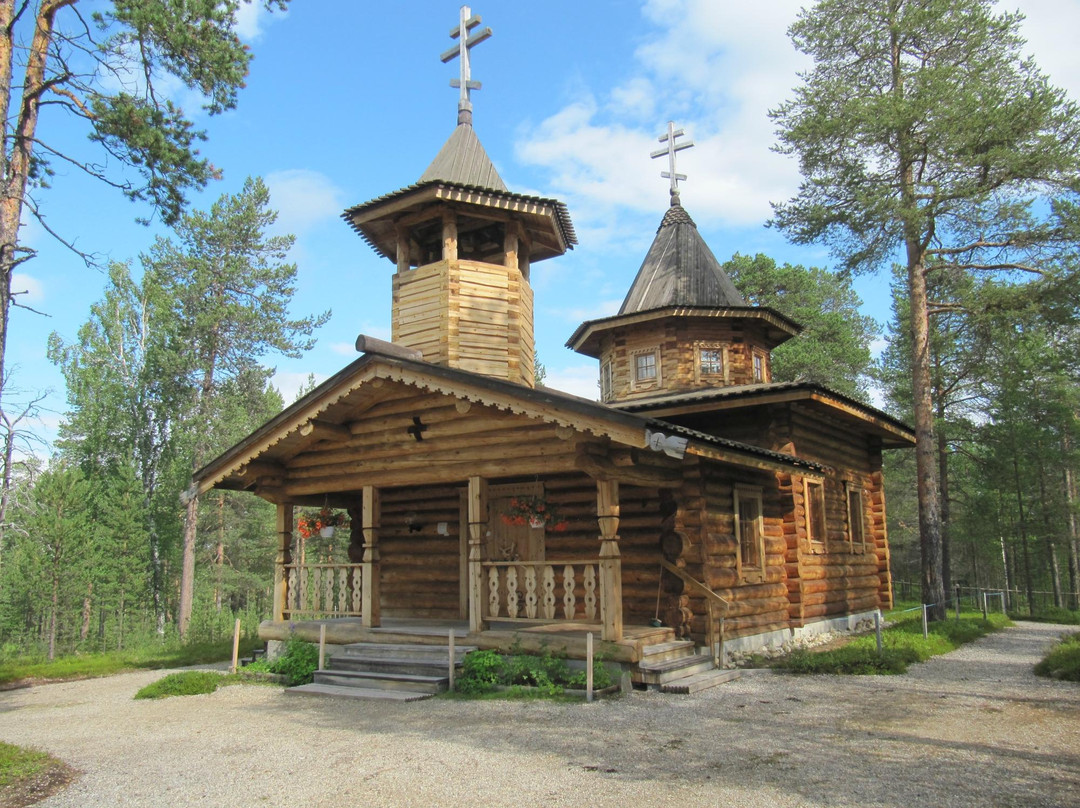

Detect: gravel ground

[1,620,1077,808]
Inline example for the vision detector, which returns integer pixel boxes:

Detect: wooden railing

[482,560,601,622]
[660,559,729,666]
[283,563,363,619]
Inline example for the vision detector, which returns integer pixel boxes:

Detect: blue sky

[10,0,1080,450]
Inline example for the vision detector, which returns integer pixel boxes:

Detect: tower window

[634,351,657,382]
[752,350,768,383]
[698,346,724,376]
[600,361,613,400]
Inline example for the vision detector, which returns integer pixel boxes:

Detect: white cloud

[272,369,325,403]
[235,1,283,41]
[1017,0,1080,101]
[329,341,357,356]
[543,364,601,400]
[11,273,43,305]
[869,336,888,359]
[265,170,345,235]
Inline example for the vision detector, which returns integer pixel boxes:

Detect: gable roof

[619,203,746,314]
[193,348,826,497]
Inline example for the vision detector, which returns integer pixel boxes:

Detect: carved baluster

[287,566,298,614]
[583,565,597,621]
[524,567,538,618]
[324,567,335,614]
[507,566,519,618]
[310,567,320,615]
[563,565,576,620]
[352,567,363,615]
[542,565,556,620]
[338,567,348,614]
[488,567,501,618]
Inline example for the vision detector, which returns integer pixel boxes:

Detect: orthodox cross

[440,5,493,126]
[650,121,694,204]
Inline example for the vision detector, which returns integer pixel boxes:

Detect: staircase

[286,641,475,702]
[633,639,741,694]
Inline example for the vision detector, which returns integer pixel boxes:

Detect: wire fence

[893,580,1078,615]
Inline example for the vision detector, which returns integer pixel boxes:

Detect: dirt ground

[0,620,1077,808]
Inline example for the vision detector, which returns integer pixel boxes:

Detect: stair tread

[660,669,741,694]
[641,640,696,656]
[636,654,713,674]
[285,683,432,702]
[317,669,447,684]
[340,642,478,653]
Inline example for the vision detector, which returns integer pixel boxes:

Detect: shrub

[1034,632,1080,681]
[134,671,225,699]
[269,640,320,686]
[1016,607,1080,626]
[567,655,614,690]
[457,649,504,694]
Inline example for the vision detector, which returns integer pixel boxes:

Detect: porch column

[468,476,488,633]
[597,479,623,642]
[272,504,293,622]
[361,486,381,628]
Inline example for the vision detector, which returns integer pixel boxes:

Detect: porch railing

[482,560,601,622]
[283,563,363,619]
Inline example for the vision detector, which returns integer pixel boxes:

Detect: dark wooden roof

[418,123,507,190]
[611,381,916,449]
[619,203,746,314]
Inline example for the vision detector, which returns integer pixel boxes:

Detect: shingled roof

[618,203,746,314]
[418,122,508,191]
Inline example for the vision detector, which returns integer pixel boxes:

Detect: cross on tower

[440,5,493,126]
[650,121,695,205]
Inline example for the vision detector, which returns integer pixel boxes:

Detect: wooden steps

[633,639,741,694]
[284,641,474,702]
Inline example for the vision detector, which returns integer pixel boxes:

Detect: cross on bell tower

[650,121,695,206]
[440,5,493,126]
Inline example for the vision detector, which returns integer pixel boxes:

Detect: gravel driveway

[1,621,1077,808]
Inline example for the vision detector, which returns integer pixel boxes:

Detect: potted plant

[501,496,569,531]
[297,507,349,539]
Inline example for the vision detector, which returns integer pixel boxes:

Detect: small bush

[135,671,226,699]
[567,655,614,690]
[1015,607,1080,626]
[1034,632,1080,681]
[457,649,504,694]
[269,640,320,686]
[455,644,614,697]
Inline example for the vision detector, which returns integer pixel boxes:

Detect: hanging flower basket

[297,508,349,540]
[500,496,569,531]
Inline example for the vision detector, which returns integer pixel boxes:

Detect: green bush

[457,649,504,694]
[567,655,614,690]
[455,644,614,696]
[269,640,320,686]
[1015,607,1080,626]
[134,671,226,699]
[1034,632,1080,681]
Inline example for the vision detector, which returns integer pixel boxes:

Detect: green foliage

[775,613,1009,675]
[1034,632,1080,681]
[134,670,226,699]
[723,253,877,400]
[455,644,614,697]
[0,741,55,788]
[268,640,320,686]
[1013,609,1080,626]
[0,637,260,685]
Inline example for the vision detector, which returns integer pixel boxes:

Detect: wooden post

[875,611,883,655]
[395,224,410,273]
[230,618,241,675]
[596,479,623,642]
[448,629,456,693]
[503,221,520,271]
[955,584,961,620]
[272,504,293,622]
[318,623,327,671]
[586,631,594,703]
[467,476,488,633]
[361,486,381,628]
[442,208,458,262]
[922,603,929,638]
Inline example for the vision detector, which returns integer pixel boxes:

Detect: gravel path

[1,621,1077,808]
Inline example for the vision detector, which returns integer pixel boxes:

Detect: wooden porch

[258,616,677,665]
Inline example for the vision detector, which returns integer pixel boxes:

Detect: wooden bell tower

[343,6,575,387]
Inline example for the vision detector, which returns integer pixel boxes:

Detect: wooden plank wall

[391,259,535,387]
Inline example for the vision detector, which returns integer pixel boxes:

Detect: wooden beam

[298,420,352,443]
[361,486,381,628]
[596,479,623,642]
[575,451,682,489]
[467,477,488,633]
[272,504,293,622]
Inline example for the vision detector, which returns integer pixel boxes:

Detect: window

[752,350,768,383]
[846,482,866,549]
[700,347,724,376]
[599,361,613,400]
[630,348,660,389]
[734,487,765,582]
[805,479,826,546]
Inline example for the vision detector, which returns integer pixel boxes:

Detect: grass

[0,741,73,808]
[1010,607,1080,625]
[0,638,262,686]
[775,611,1012,675]
[0,742,53,789]
[1034,631,1080,682]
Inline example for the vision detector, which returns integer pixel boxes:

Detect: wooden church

[191,7,913,691]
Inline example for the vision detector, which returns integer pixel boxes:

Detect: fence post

[230,618,241,675]
[875,610,882,655]
[981,592,987,620]
[448,629,455,693]
[922,604,929,638]
[318,623,326,671]
[586,632,594,703]
[954,585,961,620]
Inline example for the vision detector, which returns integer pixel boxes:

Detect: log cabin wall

[391,258,535,387]
[597,318,775,404]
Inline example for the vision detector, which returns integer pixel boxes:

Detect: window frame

[752,349,769,383]
[695,342,728,384]
[630,346,661,390]
[733,486,765,583]
[845,481,867,551]
[805,478,827,551]
[599,360,613,401]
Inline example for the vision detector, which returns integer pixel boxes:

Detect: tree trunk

[48,571,58,661]
[908,259,945,620]
[1037,452,1063,608]
[1013,453,1034,615]
[215,493,225,611]
[177,492,198,637]
[80,580,92,642]
[1064,432,1079,610]
[1000,533,1011,611]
